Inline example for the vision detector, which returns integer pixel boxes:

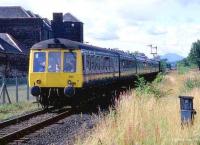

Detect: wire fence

[0,76,36,105]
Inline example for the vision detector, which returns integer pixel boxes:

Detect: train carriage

[29,38,160,108]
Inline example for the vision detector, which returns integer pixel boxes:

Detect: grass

[0,101,40,120]
[177,65,190,74]
[0,81,38,120]
[6,84,35,102]
[0,77,35,103]
[135,73,170,99]
[76,70,200,145]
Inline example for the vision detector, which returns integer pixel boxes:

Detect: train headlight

[36,80,41,84]
[68,80,72,85]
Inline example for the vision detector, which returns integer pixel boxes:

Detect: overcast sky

[1,0,200,57]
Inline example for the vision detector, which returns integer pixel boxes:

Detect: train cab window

[64,52,76,72]
[48,52,61,72]
[33,52,46,72]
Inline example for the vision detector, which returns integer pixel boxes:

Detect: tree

[178,58,190,67]
[159,59,168,72]
[188,40,200,70]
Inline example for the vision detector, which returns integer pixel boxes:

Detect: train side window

[48,52,61,72]
[110,57,112,72]
[91,55,95,73]
[115,57,119,72]
[82,54,85,73]
[86,55,90,73]
[104,57,110,72]
[103,57,106,72]
[94,56,98,72]
[100,56,104,72]
[33,52,46,72]
[94,56,99,72]
[63,52,76,72]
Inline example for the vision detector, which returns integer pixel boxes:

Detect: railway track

[0,107,74,144]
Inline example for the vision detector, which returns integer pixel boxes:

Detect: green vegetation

[176,63,190,74]
[183,77,200,92]
[177,39,200,70]
[159,59,171,72]
[188,40,200,70]
[135,73,169,99]
[77,70,200,145]
[0,102,39,120]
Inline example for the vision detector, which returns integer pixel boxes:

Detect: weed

[153,73,164,84]
[177,65,189,74]
[183,77,200,91]
[135,74,168,99]
[77,70,200,145]
[0,102,39,120]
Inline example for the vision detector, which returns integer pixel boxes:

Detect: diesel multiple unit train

[29,38,160,108]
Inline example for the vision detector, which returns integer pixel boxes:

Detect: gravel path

[19,113,98,145]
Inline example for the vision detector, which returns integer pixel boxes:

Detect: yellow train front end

[29,47,84,107]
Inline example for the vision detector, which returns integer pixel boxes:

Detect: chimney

[51,12,84,42]
[51,13,65,38]
[53,13,63,22]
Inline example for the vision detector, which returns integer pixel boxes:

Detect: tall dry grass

[76,71,200,145]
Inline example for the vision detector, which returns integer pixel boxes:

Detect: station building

[0,6,84,77]
[0,6,52,53]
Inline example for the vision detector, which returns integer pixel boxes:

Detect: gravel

[19,113,98,145]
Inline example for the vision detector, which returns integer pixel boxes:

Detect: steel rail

[0,109,74,144]
[0,108,50,129]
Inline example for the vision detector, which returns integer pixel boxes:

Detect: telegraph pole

[147,44,158,58]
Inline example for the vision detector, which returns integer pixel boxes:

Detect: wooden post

[27,80,29,101]
[0,76,11,104]
[16,76,18,103]
[2,77,5,104]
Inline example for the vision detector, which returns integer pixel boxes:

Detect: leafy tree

[177,58,190,67]
[159,59,169,72]
[188,40,200,70]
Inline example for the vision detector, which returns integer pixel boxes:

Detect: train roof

[31,38,121,55]
[31,38,160,62]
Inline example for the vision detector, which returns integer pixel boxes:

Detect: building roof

[26,10,37,18]
[63,13,82,23]
[44,18,51,26]
[43,18,52,29]
[0,33,23,54]
[0,6,31,18]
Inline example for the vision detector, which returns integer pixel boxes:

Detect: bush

[153,73,164,84]
[177,65,189,74]
[184,77,200,91]
[135,74,168,99]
